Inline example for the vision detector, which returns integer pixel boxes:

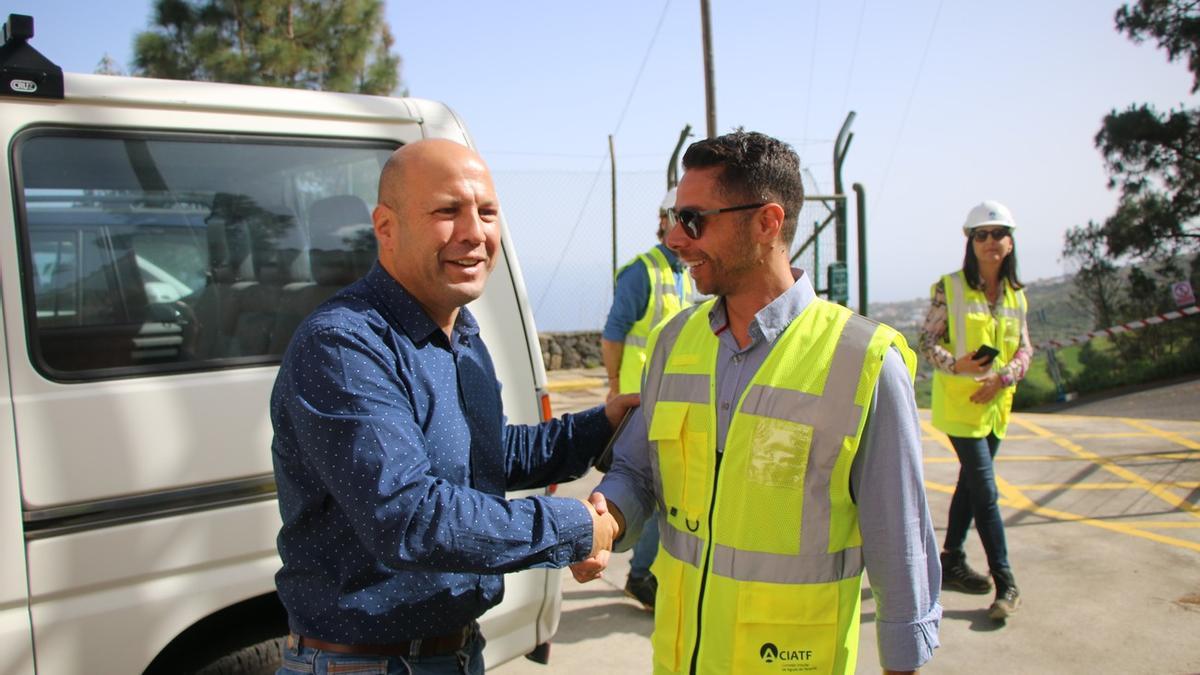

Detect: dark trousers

[944,433,1011,575]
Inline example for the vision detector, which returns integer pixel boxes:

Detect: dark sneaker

[940,551,992,594]
[624,573,657,611]
[988,585,1021,620]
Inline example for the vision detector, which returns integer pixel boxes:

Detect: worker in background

[599,187,694,610]
[918,200,1032,622]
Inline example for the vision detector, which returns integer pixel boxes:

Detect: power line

[872,0,943,217]
[839,0,868,118]
[533,0,673,315]
[611,0,673,136]
[485,150,607,159]
[532,161,607,316]
[801,0,822,144]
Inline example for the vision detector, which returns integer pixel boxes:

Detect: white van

[0,14,560,674]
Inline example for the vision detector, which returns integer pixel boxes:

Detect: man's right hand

[582,493,620,556]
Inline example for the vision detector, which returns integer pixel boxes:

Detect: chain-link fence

[495,166,841,333]
[791,167,839,295]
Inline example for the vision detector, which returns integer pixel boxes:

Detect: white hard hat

[962,200,1016,235]
[660,187,677,214]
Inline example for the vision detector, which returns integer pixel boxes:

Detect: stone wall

[538,331,602,370]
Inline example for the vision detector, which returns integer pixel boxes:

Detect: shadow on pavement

[940,608,1007,633]
[550,601,652,644]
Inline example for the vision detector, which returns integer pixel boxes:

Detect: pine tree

[133,0,403,95]
[1093,0,1200,257]
[94,53,124,76]
[1062,0,1199,359]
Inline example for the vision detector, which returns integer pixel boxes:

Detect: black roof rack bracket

[0,14,64,100]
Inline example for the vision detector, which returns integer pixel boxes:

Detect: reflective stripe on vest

[640,297,914,674]
[931,270,1027,439]
[619,247,694,393]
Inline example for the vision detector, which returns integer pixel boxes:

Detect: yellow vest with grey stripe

[641,297,916,674]
[931,270,1027,439]
[619,246,695,394]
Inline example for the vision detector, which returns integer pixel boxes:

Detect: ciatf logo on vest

[759,642,818,672]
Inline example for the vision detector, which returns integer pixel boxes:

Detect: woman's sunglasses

[667,203,766,239]
[970,227,1012,243]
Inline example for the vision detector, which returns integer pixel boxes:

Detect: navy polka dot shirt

[271,263,607,643]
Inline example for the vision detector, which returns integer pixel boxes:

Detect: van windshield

[15,131,396,379]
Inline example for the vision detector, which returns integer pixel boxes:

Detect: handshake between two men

[574,491,624,582]
[573,391,637,583]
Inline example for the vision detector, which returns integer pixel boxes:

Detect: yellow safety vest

[641,297,916,674]
[619,246,694,394]
[931,270,1027,439]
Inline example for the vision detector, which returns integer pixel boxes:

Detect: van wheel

[194,636,284,675]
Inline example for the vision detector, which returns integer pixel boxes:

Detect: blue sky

[8,1,1197,330]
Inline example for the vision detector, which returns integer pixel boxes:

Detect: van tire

[194,636,284,675]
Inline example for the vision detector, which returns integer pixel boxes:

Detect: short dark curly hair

[681,129,805,245]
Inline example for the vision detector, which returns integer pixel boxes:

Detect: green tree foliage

[133,0,403,95]
[1063,0,1199,325]
[1096,105,1200,257]
[1058,1,1200,391]
[1115,0,1200,93]
[1091,0,1200,258]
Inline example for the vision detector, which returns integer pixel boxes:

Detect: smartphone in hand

[973,344,1000,365]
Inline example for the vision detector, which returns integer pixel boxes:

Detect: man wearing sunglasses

[600,187,696,611]
[576,130,941,673]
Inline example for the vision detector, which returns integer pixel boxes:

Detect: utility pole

[699,0,716,138]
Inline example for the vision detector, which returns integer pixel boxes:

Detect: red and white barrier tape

[1035,305,1199,351]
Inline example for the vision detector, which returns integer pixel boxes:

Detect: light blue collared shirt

[597,269,942,671]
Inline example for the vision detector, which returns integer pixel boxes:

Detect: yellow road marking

[1014,481,1200,491]
[1118,418,1200,451]
[995,474,1200,552]
[1072,431,1179,439]
[1022,411,1200,427]
[925,478,1200,553]
[924,454,1110,463]
[1118,521,1200,530]
[1007,431,1199,441]
[926,415,1200,554]
[927,476,1200,489]
[1011,417,1200,519]
[925,481,954,495]
[918,420,956,454]
[546,378,606,392]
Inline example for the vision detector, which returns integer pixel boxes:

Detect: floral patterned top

[917,279,1033,387]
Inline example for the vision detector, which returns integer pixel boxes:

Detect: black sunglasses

[971,227,1011,243]
[667,203,766,239]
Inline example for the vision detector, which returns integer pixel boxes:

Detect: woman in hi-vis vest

[919,200,1033,623]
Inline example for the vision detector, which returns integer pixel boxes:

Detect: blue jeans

[944,433,1010,574]
[277,628,485,675]
[629,507,659,579]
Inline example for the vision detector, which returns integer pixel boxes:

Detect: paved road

[492,369,1200,674]
[1033,374,1200,422]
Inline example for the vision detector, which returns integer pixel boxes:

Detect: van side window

[13,131,395,380]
